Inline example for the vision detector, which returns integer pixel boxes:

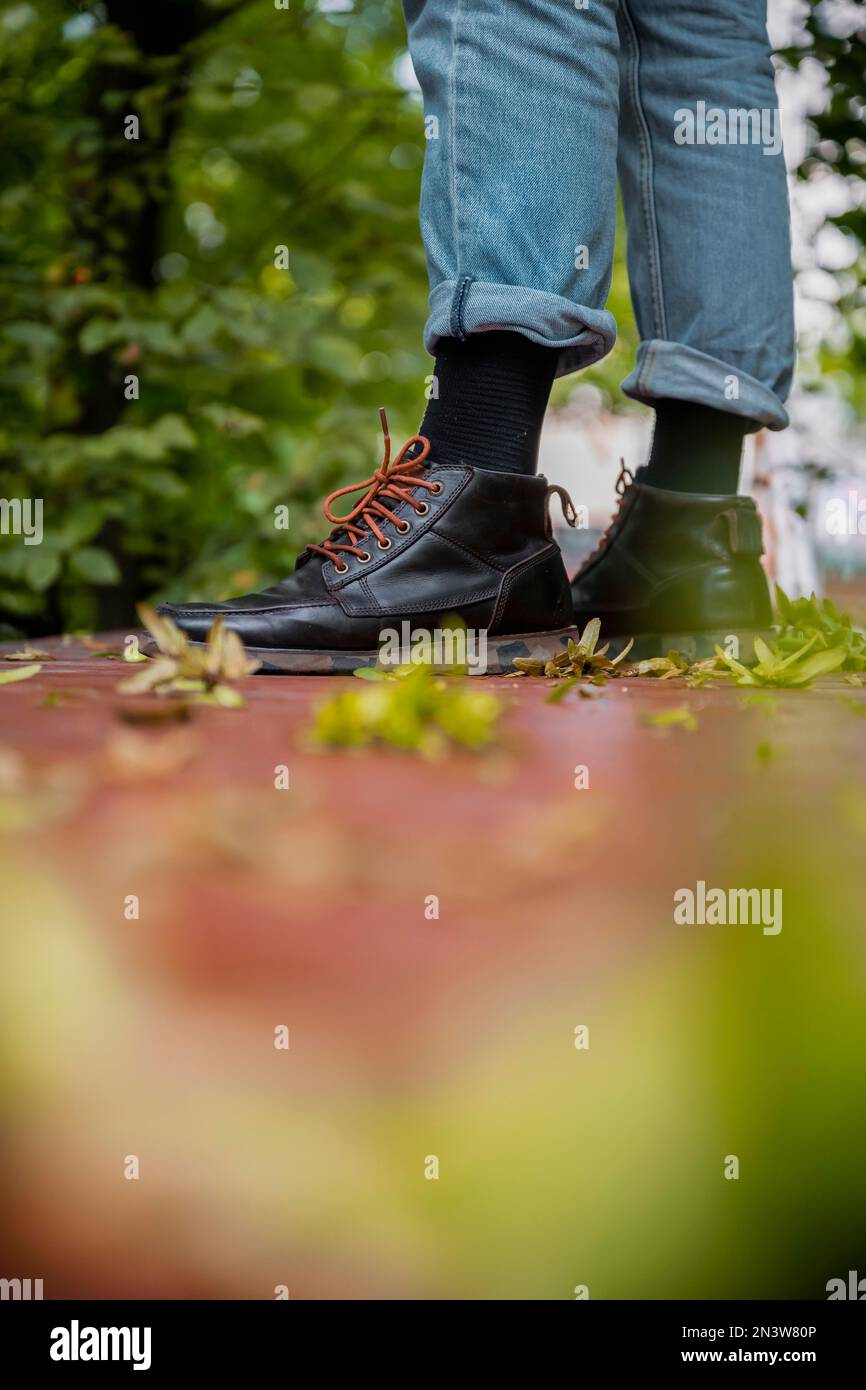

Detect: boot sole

[172,625,583,676]
[597,628,775,663]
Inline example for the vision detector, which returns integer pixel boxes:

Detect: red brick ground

[2,633,865,1298]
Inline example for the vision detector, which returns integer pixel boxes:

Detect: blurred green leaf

[23,550,62,592]
[643,707,699,732]
[0,662,42,684]
[68,547,121,585]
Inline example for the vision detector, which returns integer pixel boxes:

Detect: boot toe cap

[157,602,222,643]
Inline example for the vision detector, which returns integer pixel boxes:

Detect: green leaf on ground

[4,645,52,660]
[754,739,779,764]
[545,677,580,704]
[0,663,42,685]
[311,663,502,756]
[512,620,633,685]
[643,707,698,733]
[774,586,866,671]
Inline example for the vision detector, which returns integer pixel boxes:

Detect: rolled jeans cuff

[621,339,789,432]
[425,278,617,379]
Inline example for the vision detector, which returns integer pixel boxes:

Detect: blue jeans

[403,0,794,430]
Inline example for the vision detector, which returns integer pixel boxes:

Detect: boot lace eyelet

[430,482,443,495]
[307,413,433,574]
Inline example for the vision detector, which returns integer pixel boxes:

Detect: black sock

[645,400,753,495]
[419,331,559,476]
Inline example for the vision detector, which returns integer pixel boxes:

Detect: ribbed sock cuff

[646,399,755,495]
[420,331,559,477]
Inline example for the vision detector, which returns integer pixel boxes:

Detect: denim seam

[448,0,464,281]
[620,0,667,347]
[427,279,616,352]
[450,274,474,340]
[641,341,658,396]
[623,339,790,426]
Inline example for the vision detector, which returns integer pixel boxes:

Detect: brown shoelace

[306,409,442,573]
[584,460,635,561]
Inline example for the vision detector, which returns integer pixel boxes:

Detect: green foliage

[754,738,779,765]
[0,0,433,633]
[710,633,848,688]
[774,584,866,669]
[0,2,861,636]
[116,601,260,706]
[0,661,42,685]
[516,589,866,695]
[514,618,634,684]
[775,5,866,411]
[310,664,503,756]
[642,707,698,733]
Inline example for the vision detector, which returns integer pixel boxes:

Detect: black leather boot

[158,412,578,674]
[570,465,773,660]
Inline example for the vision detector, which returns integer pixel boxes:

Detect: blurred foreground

[1,636,866,1299]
